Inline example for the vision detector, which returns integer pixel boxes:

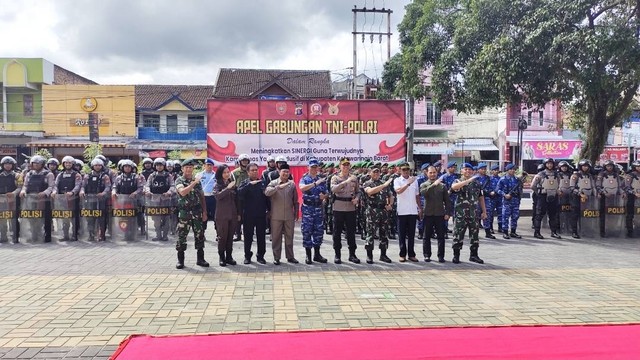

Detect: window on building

[426,100,442,125]
[23,94,33,116]
[142,114,160,131]
[539,110,544,126]
[166,115,178,134]
[527,111,532,126]
[188,115,205,131]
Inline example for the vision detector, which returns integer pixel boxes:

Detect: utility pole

[352,6,393,100]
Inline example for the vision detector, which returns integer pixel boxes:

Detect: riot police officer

[141,158,154,181]
[53,156,82,241]
[596,160,624,237]
[557,161,574,233]
[73,159,84,174]
[144,158,175,241]
[47,158,60,179]
[531,158,561,239]
[20,155,55,242]
[79,158,111,241]
[570,159,596,239]
[0,156,20,243]
[624,160,640,237]
[531,163,545,229]
[112,160,143,241]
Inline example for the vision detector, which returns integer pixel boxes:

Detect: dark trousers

[332,210,356,251]
[243,214,266,259]
[397,214,417,258]
[534,195,559,232]
[423,215,445,259]
[625,194,635,232]
[44,200,52,242]
[203,196,216,231]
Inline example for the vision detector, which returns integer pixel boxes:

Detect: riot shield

[579,195,599,237]
[603,194,625,238]
[145,193,172,241]
[80,194,107,241]
[557,193,573,234]
[0,193,18,243]
[20,194,46,243]
[633,197,640,237]
[52,194,78,241]
[111,194,138,241]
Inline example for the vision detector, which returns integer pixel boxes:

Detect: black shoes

[313,247,327,263]
[274,259,281,265]
[503,232,511,239]
[550,232,561,239]
[334,256,341,264]
[305,248,313,265]
[572,232,581,239]
[452,255,460,264]
[244,258,251,265]
[225,257,237,266]
[534,232,544,239]
[196,249,209,267]
[287,258,299,264]
[256,257,267,264]
[348,255,361,264]
[366,249,374,264]
[469,255,484,264]
[424,257,431,263]
[176,251,185,269]
[438,257,445,263]
[485,230,496,239]
[510,232,522,239]
[379,248,392,263]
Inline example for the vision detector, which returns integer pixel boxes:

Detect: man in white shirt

[393,162,422,262]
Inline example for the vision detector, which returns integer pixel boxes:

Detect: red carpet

[111,324,640,360]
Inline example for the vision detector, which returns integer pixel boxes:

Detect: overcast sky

[1,0,411,85]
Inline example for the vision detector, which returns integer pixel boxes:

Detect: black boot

[534,231,544,239]
[379,247,392,263]
[305,248,313,264]
[510,231,522,239]
[469,248,484,264]
[334,249,341,264]
[572,231,581,239]
[550,231,561,239]
[176,251,185,269]
[225,251,237,266]
[627,230,634,238]
[218,250,226,267]
[313,246,327,263]
[348,249,360,264]
[503,229,510,239]
[366,248,374,264]
[196,249,209,267]
[485,229,496,239]
[452,248,461,264]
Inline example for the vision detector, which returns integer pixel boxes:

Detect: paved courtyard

[0,224,639,359]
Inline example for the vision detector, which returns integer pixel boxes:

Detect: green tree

[34,148,53,160]
[394,0,640,162]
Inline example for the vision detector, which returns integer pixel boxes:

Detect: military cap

[340,157,350,165]
[181,158,198,167]
[420,163,431,171]
[399,162,411,170]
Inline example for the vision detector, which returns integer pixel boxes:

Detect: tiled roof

[213,68,332,99]
[53,65,98,85]
[135,85,214,111]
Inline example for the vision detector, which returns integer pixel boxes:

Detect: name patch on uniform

[560,204,571,212]
[145,207,171,216]
[582,209,600,218]
[112,209,136,217]
[20,210,43,218]
[605,206,625,215]
[81,209,103,217]
[52,210,73,219]
[0,210,14,219]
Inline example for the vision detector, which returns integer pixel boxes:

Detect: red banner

[207,99,406,166]
[600,146,629,163]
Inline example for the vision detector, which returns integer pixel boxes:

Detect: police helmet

[142,158,153,165]
[153,157,166,166]
[537,164,545,172]
[166,160,174,168]
[603,159,615,167]
[578,159,592,168]
[62,156,75,165]
[47,158,60,166]
[558,160,570,168]
[238,154,250,162]
[30,155,46,165]
[543,157,555,165]
[91,158,104,167]
[95,154,108,165]
[266,156,275,162]
[632,160,640,168]
[275,156,287,163]
[1,156,17,165]
[122,159,134,170]
[74,159,84,167]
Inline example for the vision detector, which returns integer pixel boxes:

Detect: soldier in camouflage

[174,159,209,269]
[450,163,487,264]
[362,165,394,263]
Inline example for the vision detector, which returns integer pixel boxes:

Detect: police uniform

[200,159,217,232]
[486,165,502,233]
[596,161,624,237]
[0,158,20,243]
[624,161,640,237]
[451,163,486,264]
[145,168,175,241]
[111,165,143,241]
[475,163,495,239]
[54,166,82,241]
[330,158,361,264]
[569,161,596,238]
[362,167,393,263]
[21,162,55,243]
[174,159,209,269]
[299,159,328,264]
[531,159,561,239]
[496,164,522,239]
[79,167,111,241]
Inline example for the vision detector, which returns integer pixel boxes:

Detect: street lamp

[516,116,528,167]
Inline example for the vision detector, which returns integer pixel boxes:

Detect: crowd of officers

[1,153,635,268]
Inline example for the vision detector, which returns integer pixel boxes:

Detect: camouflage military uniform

[452,176,482,252]
[174,175,205,251]
[363,177,391,249]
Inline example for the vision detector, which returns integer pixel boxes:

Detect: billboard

[207,100,406,166]
[522,140,582,160]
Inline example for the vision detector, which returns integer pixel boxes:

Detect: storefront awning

[413,143,454,155]
[26,137,130,148]
[125,140,206,150]
[453,138,499,152]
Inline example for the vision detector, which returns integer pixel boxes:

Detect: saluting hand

[227,180,236,189]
